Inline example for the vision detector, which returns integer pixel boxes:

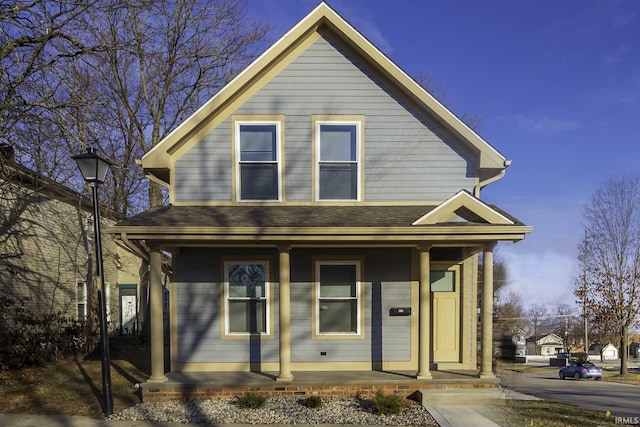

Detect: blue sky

[248,1,640,309]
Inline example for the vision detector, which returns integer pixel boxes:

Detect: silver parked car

[559,362,603,380]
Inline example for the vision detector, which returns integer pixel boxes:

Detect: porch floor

[141,370,500,402]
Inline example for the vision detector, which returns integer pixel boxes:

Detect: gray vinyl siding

[175,120,233,202]
[174,35,476,203]
[174,247,411,365]
[175,248,279,364]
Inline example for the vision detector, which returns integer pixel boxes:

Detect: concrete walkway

[420,387,541,427]
[0,387,540,427]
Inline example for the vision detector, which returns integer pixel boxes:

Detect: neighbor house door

[119,285,138,334]
[431,266,460,362]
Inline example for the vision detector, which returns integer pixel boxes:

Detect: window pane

[228,300,266,333]
[77,303,86,319]
[320,125,356,161]
[319,164,357,199]
[240,125,276,161]
[228,264,266,298]
[320,264,356,297]
[431,270,455,292]
[240,164,278,200]
[319,300,357,333]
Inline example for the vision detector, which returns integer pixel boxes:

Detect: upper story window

[315,119,362,201]
[235,120,281,201]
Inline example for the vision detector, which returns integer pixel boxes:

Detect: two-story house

[112,2,531,397]
[0,145,142,336]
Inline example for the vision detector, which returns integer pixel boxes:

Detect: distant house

[111,2,531,390]
[0,146,142,334]
[536,334,565,355]
[589,343,618,361]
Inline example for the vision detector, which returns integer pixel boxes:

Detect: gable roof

[412,191,514,225]
[1,156,125,222]
[141,2,508,187]
[537,333,564,345]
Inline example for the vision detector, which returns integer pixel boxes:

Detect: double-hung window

[315,261,361,336]
[316,121,361,200]
[235,121,281,201]
[76,280,87,320]
[224,261,270,335]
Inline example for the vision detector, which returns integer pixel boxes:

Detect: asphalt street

[499,366,640,419]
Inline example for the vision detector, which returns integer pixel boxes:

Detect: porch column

[480,243,496,379]
[148,245,167,383]
[277,245,294,381]
[417,244,432,379]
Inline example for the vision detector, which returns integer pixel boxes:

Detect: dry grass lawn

[0,337,149,418]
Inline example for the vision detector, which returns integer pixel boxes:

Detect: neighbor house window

[77,280,87,320]
[224,261,270,335]
[105,282,111,323]
[235,121,281,201]
[315,121,361,200]
[315,261,361,335]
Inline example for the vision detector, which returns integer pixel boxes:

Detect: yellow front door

[431,266,460,362]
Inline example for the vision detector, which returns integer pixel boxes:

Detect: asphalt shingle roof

[114,205,524,229]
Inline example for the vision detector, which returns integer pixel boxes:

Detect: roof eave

[108,225,532,244]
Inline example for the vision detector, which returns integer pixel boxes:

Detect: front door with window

[119,285,138,334]
[431,267,460,362]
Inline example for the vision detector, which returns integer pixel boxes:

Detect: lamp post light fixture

[72,147,114,417]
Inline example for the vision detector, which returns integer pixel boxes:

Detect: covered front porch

[111,201,531,402]
[139,368,500,402]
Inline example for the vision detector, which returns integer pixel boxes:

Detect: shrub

[0,293,88,369]
[302,395,323,409]
[236,392,266,409]
[371,390,404,415]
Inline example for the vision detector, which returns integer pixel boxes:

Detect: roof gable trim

[141,2,506,177]
[412,190,514,226]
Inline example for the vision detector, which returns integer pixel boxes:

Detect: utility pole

[583,229,589,353]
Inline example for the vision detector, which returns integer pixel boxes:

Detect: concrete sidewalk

[420,387,541,427]
[0,388,540,427]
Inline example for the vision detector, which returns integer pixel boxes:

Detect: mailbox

[389,307,411,316]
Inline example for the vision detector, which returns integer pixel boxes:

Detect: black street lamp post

[73,147,114,417]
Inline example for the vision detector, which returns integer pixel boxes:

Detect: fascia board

[108,225,532,240]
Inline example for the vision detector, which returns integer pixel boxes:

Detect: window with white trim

[315,261,361,335]
[316,122,361,200]
[235,122,281,201]
[224,261,270,334]
[105,282,111,323]
[76,280,87,320]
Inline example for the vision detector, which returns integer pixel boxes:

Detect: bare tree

[494,290,528,333]
[575,174,640,375]
[527,304,548,355]
[551,304,575,353]
[65,0,271,211]
[1,0,99,170]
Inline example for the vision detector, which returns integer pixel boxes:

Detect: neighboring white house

[589,343,619,361]
[537,333,565,355]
